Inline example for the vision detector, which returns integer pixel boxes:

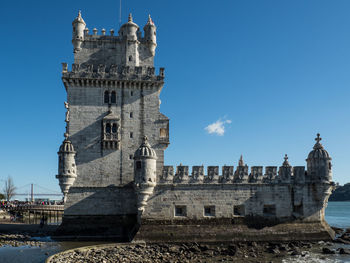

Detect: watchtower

[57,12,169,235]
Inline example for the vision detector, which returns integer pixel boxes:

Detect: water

[0,201,349,262]
[325,201,350,229]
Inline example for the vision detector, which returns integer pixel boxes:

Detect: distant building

[56,12,335,242]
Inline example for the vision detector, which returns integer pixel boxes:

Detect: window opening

[104,91,110,104]
[233,205,245,216]
[175,206,187,217]
[204,206,215,217]
[111,91,116,104]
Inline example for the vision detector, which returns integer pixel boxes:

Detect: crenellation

[160,165,174,183]
[205,166,219,183]
[293,166,305,183]
[249,166,263,183]
[263,166,277,183]
[174,165,189,183]
[222,166,234,182]
[191,166,204,183]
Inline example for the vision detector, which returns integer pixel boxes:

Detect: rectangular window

[130,91,134,96]
[130,112,133,118]
[175,206,186,217]
[130,132,133,138]
[263,205,276,217]
[136,161,142,169]
[129,154,133,160]
[204,206,215,217]
[233,205,245,216]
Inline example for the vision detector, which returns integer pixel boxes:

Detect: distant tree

[3,176,16,201]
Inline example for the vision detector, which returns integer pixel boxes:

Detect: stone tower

[57,11,169,236]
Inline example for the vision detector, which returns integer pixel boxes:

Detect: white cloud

[205,118,232,136]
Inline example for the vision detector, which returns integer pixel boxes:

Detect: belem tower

[55,11,335,242]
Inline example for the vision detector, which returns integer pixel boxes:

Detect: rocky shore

[0,233,46,247]
[47,239,350,263]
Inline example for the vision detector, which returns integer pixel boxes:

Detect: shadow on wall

[55,183,139,241]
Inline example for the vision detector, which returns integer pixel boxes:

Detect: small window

[233,205,245,216]
[263,205,276,217]
[136,161,142,169]
[111,91,116,104]
[129,56,133,62]
[104,91,110,104]
[130,112,133,118]
[204,206,215,217]
[130,132,133,138]
[112,124,117,133]
[130,91,134,96]
[175,206,186,217]
[105,123,111,133]
[129,154,133,160]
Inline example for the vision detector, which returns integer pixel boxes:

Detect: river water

[0,201,349,263]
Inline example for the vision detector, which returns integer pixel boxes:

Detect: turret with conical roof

[56,134,77,203]
[72,11,86,53]
[119,13,139,41]
[56,102,77,203]
[306,133,332,182]
[143,15,157,56]
[134,136,158,222]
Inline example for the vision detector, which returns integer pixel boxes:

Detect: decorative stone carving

[174,165,189,183]
[264,166,277,183]
[161,166,174,183]
[278,154,292,183]
[222,166,233,183]
[249,166,263,183]
[191,166,204,183]
[206,166,219,183]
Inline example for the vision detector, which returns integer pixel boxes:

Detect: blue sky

[0,0,349,196]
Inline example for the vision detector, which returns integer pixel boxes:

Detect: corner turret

[143,15,157,56]
[119,13,139,41]
[72,11,86,53]
[56,135,77,203]
[134,136,157,222]
[306,133,332,182]
[56,102,77,203]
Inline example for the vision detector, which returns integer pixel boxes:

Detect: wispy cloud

[205,118,232,136]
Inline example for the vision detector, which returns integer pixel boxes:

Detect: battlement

[161,165,307,184]
[61,63,164,82]
[81,27,154,43]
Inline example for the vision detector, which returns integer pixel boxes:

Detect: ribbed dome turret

[134,136,157,159]
[307,133,331,160]
[59,139,75,153]
[72,11,86,26]
[120,13,139,31]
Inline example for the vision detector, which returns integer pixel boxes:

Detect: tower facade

[58,12,169,235]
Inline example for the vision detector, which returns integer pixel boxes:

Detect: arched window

[111,91,116,104]
[106,123,111,134]
[112,124,117,133]
[104,91,110,104]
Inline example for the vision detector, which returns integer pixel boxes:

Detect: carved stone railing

[62,63,164,82]
[160,165,308,185]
